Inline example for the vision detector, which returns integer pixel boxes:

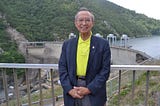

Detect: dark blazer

[58,35,111,106]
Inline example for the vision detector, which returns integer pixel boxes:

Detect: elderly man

[59,7,111,106]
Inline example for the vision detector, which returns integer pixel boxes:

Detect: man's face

[75,11,94,34]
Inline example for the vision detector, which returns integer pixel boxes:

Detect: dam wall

[23,42,151,65]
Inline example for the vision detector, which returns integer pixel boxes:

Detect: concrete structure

[22,42,151,65]
[69,33,76,39]
[111,46,150,65]
[25,42,62,64]
[94,33,103,38]
[120,34,129,48]
[107,34,117,46]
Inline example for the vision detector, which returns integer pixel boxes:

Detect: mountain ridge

[0,0,160,41]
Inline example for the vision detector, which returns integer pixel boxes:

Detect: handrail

[111,64,160,70]
[1,63,160,70]
[0,63,58,69]
[0,63,160,106]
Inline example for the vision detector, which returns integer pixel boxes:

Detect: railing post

[109,80,113,104]
[109,80,113,99]
[25,69,31,106]
[51,69,55,106]
[118,70,121,106]
[145,70,150,106]
[13,68,21,106]
[38,69,43,106]
[131,70,136,106]
[2,69,9,106]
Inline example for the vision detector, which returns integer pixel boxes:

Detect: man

[58,7,111,106]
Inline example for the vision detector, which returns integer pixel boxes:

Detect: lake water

[127,35,160,59]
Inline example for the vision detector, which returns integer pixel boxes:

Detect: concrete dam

[22,41,151,65]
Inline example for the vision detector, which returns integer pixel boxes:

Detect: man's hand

[68,88,84,99]
[74,86,91,96]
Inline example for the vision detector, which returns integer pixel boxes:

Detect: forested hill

[0,0,160,41]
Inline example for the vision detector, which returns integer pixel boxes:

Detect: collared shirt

[76,32,91,76]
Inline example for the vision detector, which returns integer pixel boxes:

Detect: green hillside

[0,0,160,41]
[0,18,24,63]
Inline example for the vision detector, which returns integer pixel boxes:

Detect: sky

[107,0,160,20]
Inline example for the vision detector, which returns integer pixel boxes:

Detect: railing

[108,65,160,106]
[0,63,160,106]
[0,63,58,106]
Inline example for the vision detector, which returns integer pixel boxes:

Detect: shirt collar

[79,32,92,44]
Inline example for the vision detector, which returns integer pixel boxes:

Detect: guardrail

[0,63,58,106]
[108,65,160,106]
[0,63,160,106]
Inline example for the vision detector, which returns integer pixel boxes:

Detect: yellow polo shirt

[76,33,91,76]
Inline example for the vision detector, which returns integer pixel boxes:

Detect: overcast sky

[107,0,160,20]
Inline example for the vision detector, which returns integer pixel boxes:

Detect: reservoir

[126,35,160,59]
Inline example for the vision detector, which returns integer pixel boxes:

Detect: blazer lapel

[87,36,96,71]
[70,37,78,80]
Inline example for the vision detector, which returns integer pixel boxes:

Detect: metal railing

[0,63,160,106]
[0,63,58,106]
[108,65,160,106]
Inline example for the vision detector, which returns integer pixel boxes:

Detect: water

[127,36,160,59]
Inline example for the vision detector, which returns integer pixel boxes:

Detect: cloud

[108,0,160,19]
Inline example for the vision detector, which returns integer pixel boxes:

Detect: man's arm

[87,41,111,95]
[58,41,73,94]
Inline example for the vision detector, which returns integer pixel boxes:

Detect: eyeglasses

[76,18,93,23]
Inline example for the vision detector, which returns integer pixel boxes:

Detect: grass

[107,59,160,106]
[108,72,160,106]
[108,70,160,106]
[1,84,63,106]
